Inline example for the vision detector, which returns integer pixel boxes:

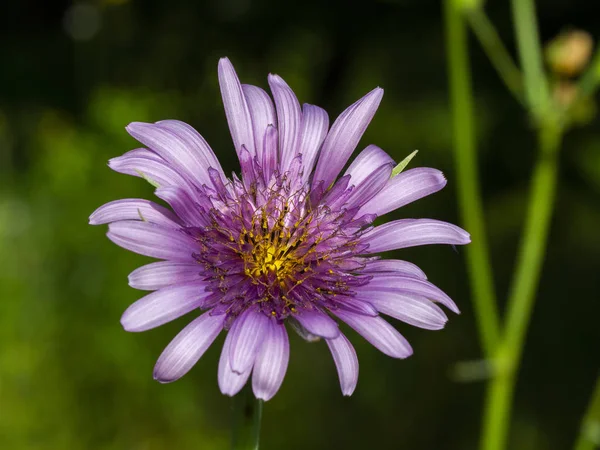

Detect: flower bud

[546,30,594,77]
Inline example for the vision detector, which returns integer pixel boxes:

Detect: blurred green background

[1,0,599,448]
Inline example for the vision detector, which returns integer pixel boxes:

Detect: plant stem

[574,373,600,450]
[564,48,600,121]
[444,0,500,358]
[510,0,550,119]
[480,122,562,450]
[231,384,263,450]
[466,8,524,105]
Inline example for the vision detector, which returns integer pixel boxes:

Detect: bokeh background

[1,0,599,449]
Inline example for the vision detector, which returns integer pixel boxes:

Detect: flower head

[90,57,470,400]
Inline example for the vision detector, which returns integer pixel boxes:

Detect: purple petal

[153,312,225,382]
[344,145,395,186]
[218,330,252,396]
[218,58,255,157]
[228,309,269,374]
[299,104,329,180]
[294,309,340,339]
[155,187,205,227]
[312,88,384,190]
[242,84,276,161]
[333,310,413,358]
[121,282,210,332]
[366,292,448,330]
[262,124,278,182]
[361,219,471,253]
[155,120,224,175]
[359,275,460,313]
[268,74,302,173]
[128,261,201,291]
[363,259,427,280]
[126,122,213,187]
[252,321,290,401]
[335,297,379,317]
[288,318,322,342]
[109,149,196,192]
[89,199,181,227]
[107,221,196,261]
[326,332,358,396]
[238,145,257,192]
[345,162,392,209]
[358,168,447,217]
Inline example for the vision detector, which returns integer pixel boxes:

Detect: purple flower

[90,57,470,401]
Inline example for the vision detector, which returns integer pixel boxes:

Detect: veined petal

[126,122,213,187]
[155,120,224,175]
[218,330,252,397]
[366,292,448,330]
[326,332,358,396]
[252,321,290,401]
[153,312,225,382]
[364,259,427,280]
[242,84,276,161]
[361,219,471,253]
[336,297,379,317]
[109,149,196,192]
[238,145,257,192]
[345,162,392,209]
[268,74,302,173]
[89,199,181,227]
[344,145,394,186]
[121,282,210,332]
[294,309,340,339]
[155,187,205,227]
[128,261,201,291]
[299,104,329,181]
[359,275,460,313]
[107,221,196,261]
[312,88,383,190]
[333,310,413,358]
[262,124,278,182]
[288,318,322,342]
[218,58,255,157]
[358,168,447,217]
[228,308,269,374]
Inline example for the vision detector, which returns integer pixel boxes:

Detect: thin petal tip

[267,73,288,86]
[125,121,146,132]
[368,87,384,99]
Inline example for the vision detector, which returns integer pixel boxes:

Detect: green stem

[480,123,562,450]
[444,0,501,358]
[564,48,600,121]
[573,49,600,101]
[231,384,263,450]
[510,0,550,119]
[574,373,600,450]
[466,8,524,105]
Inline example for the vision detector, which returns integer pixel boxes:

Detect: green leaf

[391,150,419,177]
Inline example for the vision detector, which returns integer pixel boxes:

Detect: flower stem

[231,384,263,450]
[444,0,501,358]
[510,0,550,120]
[466,8,524,105]
[480,122,562,450]
[574,372,600,450]
[564,48,600,120]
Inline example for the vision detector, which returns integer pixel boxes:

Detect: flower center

[239,206,313,288]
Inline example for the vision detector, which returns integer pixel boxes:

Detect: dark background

[1,0,599,449]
